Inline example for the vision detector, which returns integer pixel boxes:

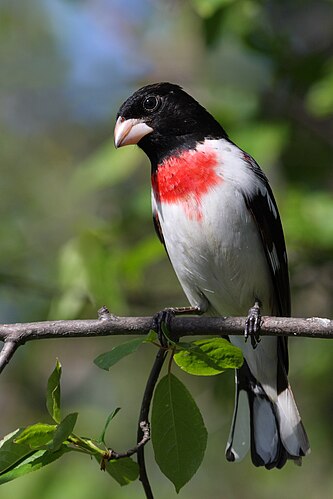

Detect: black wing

[242,153,291,317]
[242,153,290,377]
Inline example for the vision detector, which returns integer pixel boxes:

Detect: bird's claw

[152,308,177,347]
[245,302,262,349]
[152,306,201,347]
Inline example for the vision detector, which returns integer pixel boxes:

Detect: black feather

[241,152,290,387]
[153,211,165,247]
[241,152,291,318]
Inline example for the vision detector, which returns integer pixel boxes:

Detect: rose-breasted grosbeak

[114,82,310,468]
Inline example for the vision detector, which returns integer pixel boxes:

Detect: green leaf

[161,322,178,346]
[0,446,70,484]
[51,413,78,451]
[98,408,121,445]
[94,337,146,371]
[0,429,34,474]
[46,360,62,423]
[0,428,70,484]
[96,456,139,486]
[144,330,158,343]
[14,424,57,449]
[174,337,243,375]
[151,373,207,492]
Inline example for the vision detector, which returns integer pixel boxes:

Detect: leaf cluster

[0,360,138,487]
[0,334,242,494]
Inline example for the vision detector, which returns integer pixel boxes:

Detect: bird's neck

[139,135,199,172]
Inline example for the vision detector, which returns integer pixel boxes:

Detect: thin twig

[100,421,151,471]
[108,421,150,460]
[137,347,168,499]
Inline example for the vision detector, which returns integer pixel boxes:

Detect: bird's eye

[143,95,160,112]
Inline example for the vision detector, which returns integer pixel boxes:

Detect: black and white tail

[225,361,310,469]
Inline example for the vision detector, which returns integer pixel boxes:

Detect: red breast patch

[151,148,221,221]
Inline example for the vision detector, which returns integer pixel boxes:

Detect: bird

[114,82,310,469]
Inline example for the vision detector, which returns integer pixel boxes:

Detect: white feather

[226,389,250,462]
[276,387,310,456]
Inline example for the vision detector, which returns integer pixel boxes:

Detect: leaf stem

[67,435,105,456]
[168,347,176,374]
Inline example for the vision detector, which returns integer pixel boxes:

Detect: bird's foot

[152,306,201,347]
[245,300,262,349]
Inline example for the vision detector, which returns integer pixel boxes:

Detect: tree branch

[0,341,19,372]
[0,308,332,374]
[0,313,332,342]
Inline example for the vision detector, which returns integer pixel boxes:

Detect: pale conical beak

[114,116,153,148]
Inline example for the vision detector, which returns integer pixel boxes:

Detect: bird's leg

[152,306,202,346]
[245,299,262,348]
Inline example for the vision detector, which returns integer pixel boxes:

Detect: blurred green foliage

[0,0,332,497]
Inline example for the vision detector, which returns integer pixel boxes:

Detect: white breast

[152,139,274,317]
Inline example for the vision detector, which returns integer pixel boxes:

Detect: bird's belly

[155,185,273,316]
